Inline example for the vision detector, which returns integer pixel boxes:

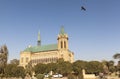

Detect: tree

[36,74,44,79]
[108,60,115,73]
[86,61,103,75]
[68,74,76,79]
[57,61,72,76]
[46,63,57,74]
[10,59,19,65]
[0,45,8,74]
[13,66,25,78]
[113,53,120,59]
[34,63,47,75]
[113,53,120,77]
[4,64,25,78]
[102,60,115,74]
[102,60,109,74]
[72,60,86,79]
[113,53,120,65]
[72,60,87,75]
[25,62,33,76]
[4,64,16,77]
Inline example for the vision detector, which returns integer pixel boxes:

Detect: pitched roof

[23,44,58,52]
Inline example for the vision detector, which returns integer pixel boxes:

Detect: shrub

[36,74,44,79]
[78,74,83,79]
[0,74,4,78]
[48,75,52,79]
[68,74,76,79]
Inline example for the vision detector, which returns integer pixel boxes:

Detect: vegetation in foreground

[0,45,120,79]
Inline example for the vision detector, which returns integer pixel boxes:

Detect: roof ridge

[33,43,57,47]
[24,43,58,52]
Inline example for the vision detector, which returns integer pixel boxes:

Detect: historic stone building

[19,27,74,67]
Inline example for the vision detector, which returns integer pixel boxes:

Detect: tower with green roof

[58,26,68,50]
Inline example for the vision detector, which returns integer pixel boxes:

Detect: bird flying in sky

[81,6,86,11]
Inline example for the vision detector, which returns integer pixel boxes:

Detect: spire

[37,31,41,46]
[38,31,40,41]
[59,26,66,35]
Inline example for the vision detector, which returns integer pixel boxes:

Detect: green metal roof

[24,44,58,52]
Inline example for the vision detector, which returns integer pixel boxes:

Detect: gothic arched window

[64,41,66,48]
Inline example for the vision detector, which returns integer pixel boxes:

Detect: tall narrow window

[21,57,23,63]
[61,41,63,48]
[64,41,66,48]
[26,57,29,63]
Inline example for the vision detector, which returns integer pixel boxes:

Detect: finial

[59,26,66,35]
[38,30,40,41]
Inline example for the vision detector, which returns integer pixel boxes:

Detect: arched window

[21,57,23,63]
[61,41,63,48]
[64,41,66,48]
[26,57,29,63]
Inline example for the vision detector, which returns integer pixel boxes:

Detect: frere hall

[19,27,74,67]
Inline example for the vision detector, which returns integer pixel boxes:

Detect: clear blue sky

[0,0,120,62]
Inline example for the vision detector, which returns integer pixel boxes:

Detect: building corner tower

[57,26,68,50]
